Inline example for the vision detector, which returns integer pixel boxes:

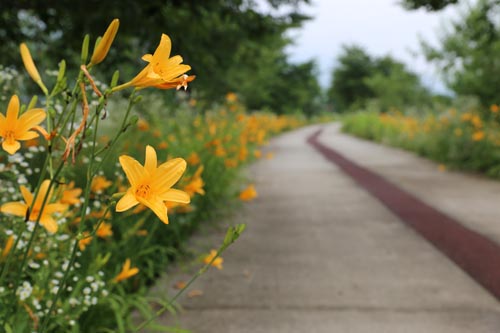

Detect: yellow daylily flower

[113,259,139,283]
[239,184,257,201]
[89,18,120,66]
[116,145,190,224]
[112,34,194,91]
[59,181,82,205]
[96,222,113,239]
[0,95,46,154]
[19,43,48,94]
[91,175,112,194]
[78,232,92,251]
[186,152,201,166]
[203,250,223,270]
[1,180,67,233]
[1,235,14,260]
[183,166,205,197]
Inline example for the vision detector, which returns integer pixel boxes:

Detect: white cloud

[284,0,462,93]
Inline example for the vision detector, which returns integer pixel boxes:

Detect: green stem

[133,250,224,332]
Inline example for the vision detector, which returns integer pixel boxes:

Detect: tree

[327,46,430,112]
[365,56,431,111]
[401,0,459,11]
[327,45,376,112]
[421,0,500,108]
[0,0,320,114]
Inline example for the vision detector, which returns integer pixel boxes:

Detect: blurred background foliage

[0,0,323,115]
[3,0,500,117]
[326,0,500,117]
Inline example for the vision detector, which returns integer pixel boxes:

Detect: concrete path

[155,124,500,332]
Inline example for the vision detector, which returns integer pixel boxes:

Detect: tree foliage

[327,45,430,112]
[0,0,322,115]
[327,45,376,111]
[422,0,500,108]
[401,0,459,11]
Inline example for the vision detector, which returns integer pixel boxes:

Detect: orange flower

[490,104,499,113]
[91,176,112,194]
[96,222,113,239]
[112,34,195,91]
[20,43,48,94]
[113,259,139,283]
[183,166,205,197]
[78,232,92,251]
[137,118,150,131]
[1,236,14,260]
[239,185,257,201]
[116,145,190,224]
[186,152,200,166]
[60,181,82,205]
[0,95,46,154]
[1,180,67,233]
[89,18,120,66]
[472,131,485,141]
[225,92,237,103]
[225,158,238,168]
[158,141,169,149]
[203,249,223,270]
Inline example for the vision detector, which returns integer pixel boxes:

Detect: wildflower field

[0,19,308,332]
[341,104,500,177]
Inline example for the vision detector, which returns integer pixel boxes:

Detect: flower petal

[116,191,139,212]
[141,54,153,62]
[144,145,157,175]
[0,112,6,135]
[34,180,52,210]
[138,196,169,224]
[1,202,27,217]
[2,140,21,155]
[44,203,68,215]
[152,34,172,73]
[20,186,33,206]
[39,216,58,233]
[119,155,146,187]
[16,108,46,134]
[159,189,190,204]
[6,95,19,125]
[16,130,39,141]
[154,158,186,191]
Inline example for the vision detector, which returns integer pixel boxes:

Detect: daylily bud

[90,18,120,66]
[20,43,48,95]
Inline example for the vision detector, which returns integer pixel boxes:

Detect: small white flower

[83,287,91,295]
[26,222,35,232]
[68,298,79,306]
[28,261,40,269]
[57,234,70,241]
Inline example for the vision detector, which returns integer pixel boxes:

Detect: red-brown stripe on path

[307,128,500,301]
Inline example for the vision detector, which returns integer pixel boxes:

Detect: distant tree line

[326,46,432,112]
[328,0,500,113]
[0,0,323,115]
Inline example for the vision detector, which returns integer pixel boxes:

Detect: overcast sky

[281,0,463,93]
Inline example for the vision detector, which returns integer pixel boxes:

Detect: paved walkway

[155,123,500,332]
